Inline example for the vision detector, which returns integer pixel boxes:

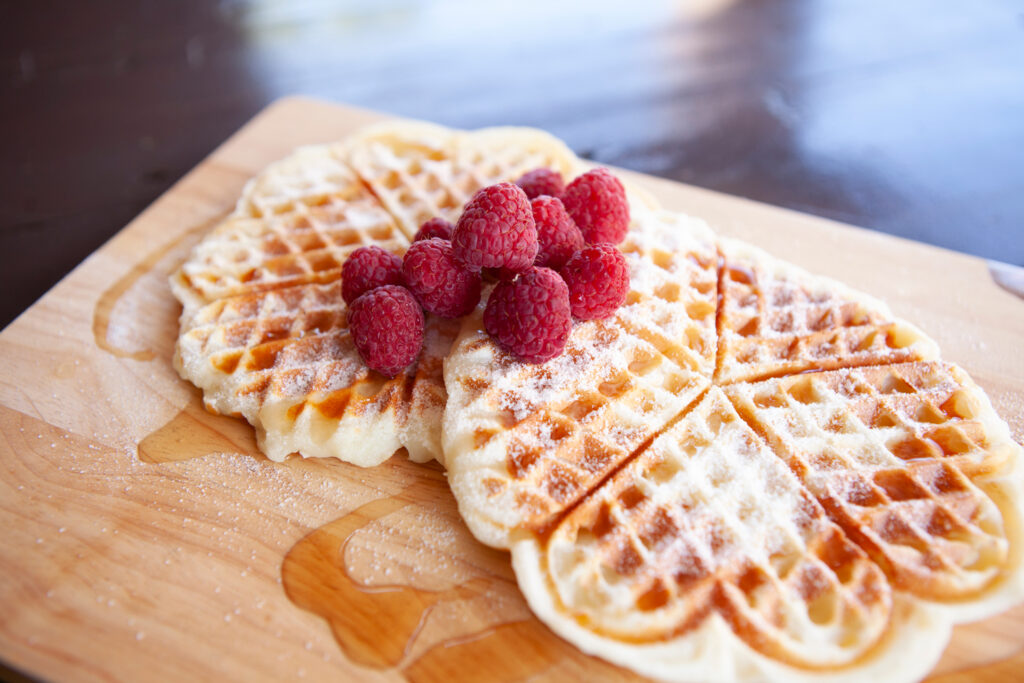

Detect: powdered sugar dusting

[540,388,891,662]
[444,209,720,548]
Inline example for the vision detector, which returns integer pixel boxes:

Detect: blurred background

[2,0,1023,327]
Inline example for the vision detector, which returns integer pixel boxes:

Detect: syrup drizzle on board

[278,465,634,679]
[92,211,228,362]
[1,98,1023,682]
[283,475,520,673]
[137,388,258,464]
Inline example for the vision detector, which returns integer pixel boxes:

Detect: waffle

[175,279,458,464]
[442,215,1024,679]
[726,362,1024,609]
[342,121,586,239]
[491,371,1022,682]
[512,388,949,682]
[444,208,719,548]
[172,141,445,464]
[716,238,939,384]
[173,123,604,465]
[171,145,405,317]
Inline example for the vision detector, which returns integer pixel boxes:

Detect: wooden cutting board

[1,97,1022,683]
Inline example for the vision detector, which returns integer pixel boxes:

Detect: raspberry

[413,217,453,242]
[483,267,571,363]
[452,183,538,274]
[531,196,584,271]
[402,238,482,318]
[560,244,630,320]
[516,168,565,200]
[348,285,424,377]
[341,246,405,305]
[561,168,630,245]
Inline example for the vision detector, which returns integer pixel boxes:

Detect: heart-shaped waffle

[442,213,1024,681]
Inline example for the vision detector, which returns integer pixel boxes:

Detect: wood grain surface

[3,0,1024,329]
[0,98,1022,683]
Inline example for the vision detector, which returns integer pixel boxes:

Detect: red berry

[561,168,630,245]
[516,168,565,200]
[483,267,571,363]
[452,183,538,274]
[560,244,630,320]
[413,217,453,242]
[348,285,424,377]
[341,246,405,305]
[531,196,584,271]
[403,238,482,318]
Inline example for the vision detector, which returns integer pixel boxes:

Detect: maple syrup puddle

[137,389,257,463]
[282,480,501,670]
[280,473,632,679]
[93,211,227,361]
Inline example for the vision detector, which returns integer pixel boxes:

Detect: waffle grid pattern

[181,281,361,404]
[616,215,719,377]
[345,125,582,239]
[726,363,1011,599]
[177,168,404,310]
[453,319,709,541]
[544,389,891,667]
[446,217,1021,679]
[715,239,938,384]
[445,211,720,547]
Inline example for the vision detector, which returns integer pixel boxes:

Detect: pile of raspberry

[343,167,632,376]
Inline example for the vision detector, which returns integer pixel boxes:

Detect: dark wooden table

[3,0,1024,328]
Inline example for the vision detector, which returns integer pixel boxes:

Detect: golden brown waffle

[716,238,939,384]
[173,140,452,465]
[443,216,1024,680]
[175,280,458,464]
[513,388,916,679]
[444,209,719,548]
[173,123,604,465]
[172,146,405,316]
[342,122,585,240]
[726,362,1022,604]
[482,362,1023,682]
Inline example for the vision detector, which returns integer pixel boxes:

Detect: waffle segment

[444,210,719,548]
[511,389,952,682]
[726,362,1024,608]
[172,146,404,316]
[716,238,939,384]
[342,122,584,239]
